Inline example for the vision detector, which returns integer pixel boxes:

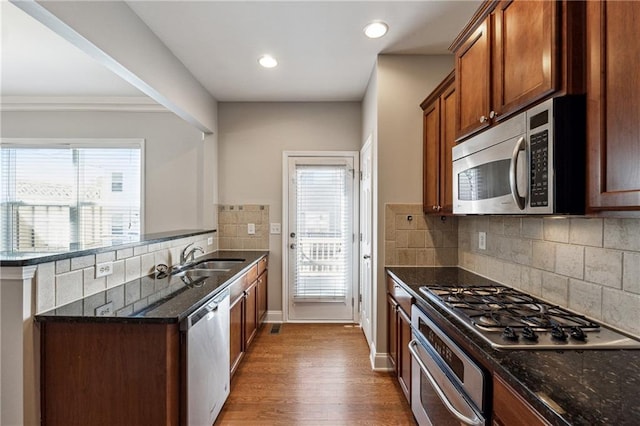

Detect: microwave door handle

[509,137,526,210]
[408,340,483,426]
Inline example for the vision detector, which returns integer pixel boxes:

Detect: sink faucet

[180,243,204,265]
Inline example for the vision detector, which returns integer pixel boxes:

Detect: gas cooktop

[419,284,640,350]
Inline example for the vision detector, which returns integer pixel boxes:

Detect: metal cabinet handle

[432,205,441,212]
[290,243,296,249]
[489,110,498,119]
[363,254,371,259]
[479,115,488,123]
[509,136,526,210]
[408,340,483,426]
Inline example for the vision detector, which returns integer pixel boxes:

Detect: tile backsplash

[458,217,640,337]
[218,204,269,250]
[34,232,217,314]
[384,204,458,266]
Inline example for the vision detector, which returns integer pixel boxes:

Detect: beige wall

[1,110,217,233]
[373,55,454,356]
[217,102,362,315]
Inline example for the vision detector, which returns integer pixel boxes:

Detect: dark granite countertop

[386,266,640,426]
[0,229,216,267]
[35,250,268,324]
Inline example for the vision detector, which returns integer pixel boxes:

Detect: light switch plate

[95,261,113,278]
[270,223,281,234]
[478,232,486,250]
[248,223,256,235]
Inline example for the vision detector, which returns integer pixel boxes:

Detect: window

[1,139,143,252]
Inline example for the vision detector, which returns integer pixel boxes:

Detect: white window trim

[0,137,146,235]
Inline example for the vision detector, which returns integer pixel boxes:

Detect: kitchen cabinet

[387,276,413,402]
[229,255,269,377]
[421,71,455,215]
[41,322,180,426]
[493,375,550,426]
[452,0,584,141]
[586,0,640,211]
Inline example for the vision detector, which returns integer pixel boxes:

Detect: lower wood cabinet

[492,374,550,426]
[41,322,180,426]
[387,275,413,403]
[229,255,268,378]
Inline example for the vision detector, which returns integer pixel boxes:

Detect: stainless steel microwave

[452,96,586,215]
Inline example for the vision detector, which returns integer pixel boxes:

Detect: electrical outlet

[478,232,486,250]
[270,223,281,234]
[95,301,114,317]
[207,237,213,245]
[95,261,113,278]
[248,223,256,235]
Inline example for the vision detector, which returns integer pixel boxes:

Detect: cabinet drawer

[387,278,413,316]
[257,256,268,276]
[245,264,258,286]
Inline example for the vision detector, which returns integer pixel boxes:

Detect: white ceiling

[2,1,480,102]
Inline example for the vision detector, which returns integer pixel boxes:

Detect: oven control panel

[529,130,549,207]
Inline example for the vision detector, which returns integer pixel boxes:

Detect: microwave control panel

[529,130,549,207]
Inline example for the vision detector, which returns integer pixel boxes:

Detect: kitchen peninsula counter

[35,250,268,324]
[387,266,640,426]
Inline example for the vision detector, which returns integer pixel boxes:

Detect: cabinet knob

[432,205,441,211]
[489,110,498,119]
[479,115,488,123]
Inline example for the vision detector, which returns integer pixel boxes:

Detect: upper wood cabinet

[586,1,640,211]
[452,0,584,141]
[421,71,456,215]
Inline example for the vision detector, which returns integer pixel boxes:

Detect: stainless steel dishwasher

[181,288,230,426]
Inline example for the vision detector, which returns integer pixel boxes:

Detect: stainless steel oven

[409,304,487,426]
[452,95,585,215]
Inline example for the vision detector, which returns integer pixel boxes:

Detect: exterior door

[359,138,373,343]
[285,154,358,321]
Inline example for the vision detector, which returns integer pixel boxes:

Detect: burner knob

[502,326,519,341]
[570,326,587,342]
[522,326,539,342]
[551,325,568,341]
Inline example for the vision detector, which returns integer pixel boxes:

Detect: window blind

[1,142,141,252]
[293,164,352,302]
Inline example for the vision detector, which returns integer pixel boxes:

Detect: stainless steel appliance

[409,304,488,425]
[419,284,640,350]
[182,288,230,425]
[452,96,585,215]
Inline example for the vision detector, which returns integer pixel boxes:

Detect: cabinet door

[257,272,268,325]
[397,308,412,403]
[493,0,559,119]
[587,1,640,210]
[455,18,491,140]
[440,83,456,214]
[244,281,258,349]
[423,97,441,214]
[493,375,549,426]
[387,294,398,370]
[229,296,244,376]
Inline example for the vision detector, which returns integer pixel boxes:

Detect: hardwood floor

[216,323,416,425]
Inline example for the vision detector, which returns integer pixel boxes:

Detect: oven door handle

[509,136,526,211]
[408,340,483,426]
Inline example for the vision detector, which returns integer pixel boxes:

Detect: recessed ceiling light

[364,21,388,39]
[258,55,278,68]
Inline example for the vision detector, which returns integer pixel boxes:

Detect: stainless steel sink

[172,269,229,278]
[191,259,245,270]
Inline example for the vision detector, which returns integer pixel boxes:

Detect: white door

[285,154,358,321]
[359,138,373,343]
